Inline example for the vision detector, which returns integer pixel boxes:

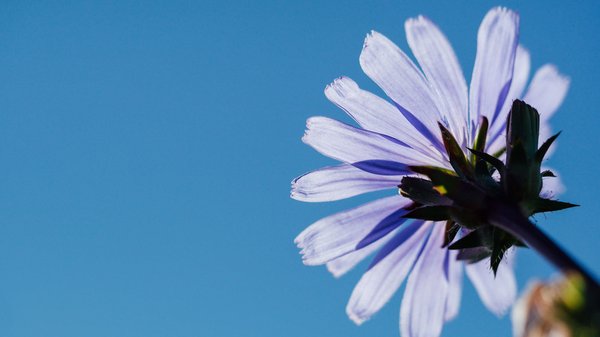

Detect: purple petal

[405,16,468,146]
[365,220,424,268]
[444,250,463,321]
[487,45,531,153]
[351,160,409,176]
[523,64,570,122]
[359,31,444,149]
[302,116,443,170]
[356,208,410,250]
[295,195,411,265]
[324,77,443,162]
[291,164,400,202]
[400,222,449,337]
[346,221,432,325]
[465,249,517,316]
[469,7,519,138]
[326,229,397,278]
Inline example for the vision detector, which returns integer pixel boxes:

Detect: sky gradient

[0,1,598,336]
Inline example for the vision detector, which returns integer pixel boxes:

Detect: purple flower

[292,7,569,337]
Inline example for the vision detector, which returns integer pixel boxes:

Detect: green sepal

[447,206,486,229]
[505,139,542,200]
[535,132,561,164]
[442,220,460,248]
[468,148,505,174]
[448,227,492,250]
[474,159,502,193]
[456,247,491,263]
[403,205,451,221]
[438,122,472,179]
[514,239,528,248]
[504,100,546,201]
[492,146,506,158]
[398,177,449,206]
[409,165,457,178]
[409,166,486,209]
[490,228,514,275]
[506,100,540,161]
[471,116,489,162]
[530,198,579,213]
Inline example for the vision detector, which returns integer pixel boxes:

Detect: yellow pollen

[433,185,448,195]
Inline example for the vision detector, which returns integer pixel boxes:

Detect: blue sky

[0,1,598,336]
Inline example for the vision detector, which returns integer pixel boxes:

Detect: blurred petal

[470,7,519,135]
[324,77,442,162]
[291,164,400,202]
[400,222,449,337]
[523,65,570,122]
[295,195,410,265]
[405,15,468,146]
[346,221,431,324]
[539,123,559,158]
[466,249,517,316]
[359,31,444,149]
[302,117,442,173]
[444,250,463,321]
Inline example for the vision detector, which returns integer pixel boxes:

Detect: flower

[292,7,570,337]
[512,273,600,337]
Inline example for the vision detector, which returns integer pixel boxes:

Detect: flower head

[512,273,600,337]
[293,7,569,337]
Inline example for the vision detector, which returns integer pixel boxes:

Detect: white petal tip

[293,233,305,246]
[325,264,345,279]
[324,77,359,101]
[490,6,516,15]
[346,311,367,326]
[545,64,571,83]
[490,305,512,317]
[289,190,303,201]
[484,6,520,27]
[404,14,429,28]
[362,30,380,48]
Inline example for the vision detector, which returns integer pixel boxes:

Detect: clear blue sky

[0,1,597,336]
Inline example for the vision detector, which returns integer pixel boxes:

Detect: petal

[291,164,400,202]
[295,195,411,265]
[523,64,570,122]
[359,31,444,149]
[326,229,396,278]
[511,282,539,337]
[444,250,463,321]
[400,222,449,337]
[324,77,442,162]
[507,45,532,111]
[539,123,558,158]
[494,65,569,157]
[302,116,443,172]
[346,221,431,325]
[470,7,519,137]
[465,249,517,316]
[487,45,531,153]
[405,16,468,146]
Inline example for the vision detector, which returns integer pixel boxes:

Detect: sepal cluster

[399,100,577,274]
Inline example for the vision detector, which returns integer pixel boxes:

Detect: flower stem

[488,201,599,290]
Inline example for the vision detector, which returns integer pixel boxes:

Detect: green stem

[488,201,599,290]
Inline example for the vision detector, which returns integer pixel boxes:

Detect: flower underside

[399,99,577,274]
